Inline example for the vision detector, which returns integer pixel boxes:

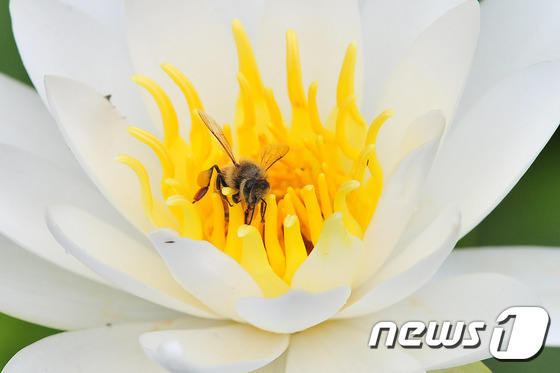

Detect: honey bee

[193,110,289,225]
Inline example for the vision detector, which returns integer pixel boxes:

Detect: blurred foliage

[431,361,491,373]
[0,0,558,370]
[0,0,30,85]
[458,126,560,248]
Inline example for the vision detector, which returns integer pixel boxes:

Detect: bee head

[244,178,270,206]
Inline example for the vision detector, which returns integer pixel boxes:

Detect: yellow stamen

[166,195,203,240]
[232,19,264,93]
[287,187,309,233]
[115,154,179,231]
[351,144,376,182]
[164,178,191,199]
[131,75,179,147]
[239,225,288,297]
[302,185,323,245]
[335,94,360,160]
[127,126,175,181]
[366,109,394,146]
[263,194,286,277]
[161,63,212,161]
[317,173,333,218]
[309,82,335,142]
[223,187,243,262]
[264,87,289,138]
[337,41,358,107]
[286,29,307,109]
[366,153,384,215]
[210,193,226,250]
[282,215,308,285]
[283,192,297,216]
[334,180,363,238]
[236,73,259,158]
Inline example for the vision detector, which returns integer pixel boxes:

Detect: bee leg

[231,193,241,204]
[260,199,267,224]
[194,165,222,203]
[245,205,256,225]
[216,173,234,207]
[193,186,209,203]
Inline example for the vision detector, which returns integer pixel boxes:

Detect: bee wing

[196,110,239,166]
[261,143,289,170]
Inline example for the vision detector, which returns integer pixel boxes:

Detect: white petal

[256,0,362,120]
[10,0,150,127]
[338,205,460,318]
[423,60,560,237]
[435,247,560,346]
[3,319,226,373]
[0,73,83,177]
[251,353,286,373]
[235,286,351,334]
[140,324,289,373]
[0,144,133,283]
[56,0,127,41]
[150,228,263,321]
[398,110,445,160]
[360,0,467,120]
[45,75,163,235]
[350,273,541,370]
[291,213,366,293]
[125,0,238,132]
[0,234,177,330]
[458,0,560,117]
[46,205,219,319]
[287,321,424,373]
[363,135,441,279]
[374,0,479,174]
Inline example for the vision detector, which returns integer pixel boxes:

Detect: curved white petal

[0,73,84,178]
[0,234,177,330]
[236,286,351,334]
[252,353,286,373]
[338,205,460,318]
[150,228,263,321]
[350,273,541,370]
[56,0,127,41]
[46,206,219,319]
[375,0,479,174]
[45,75,163,235]
[3,319,226,373]
[423,60,560,237]
[140,324,289,373]
[359,0,467,120]
[256,0,362,120]
[10,0,150,127]
[399,110,445,160]
[125,0,238,132]
[286,320,424,373]
[363,135,442,279]
[0,144,135,284]
[459,0,560,117]
[291,213,366,293]
[435,247,560,346]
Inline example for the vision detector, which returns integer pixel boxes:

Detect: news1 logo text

[369,306,550,360]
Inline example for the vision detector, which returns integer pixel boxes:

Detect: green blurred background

[0,0,559,371]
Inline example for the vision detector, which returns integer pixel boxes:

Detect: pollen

[118,20,392,297]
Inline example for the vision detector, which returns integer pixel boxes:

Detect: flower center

[117,20,391,297]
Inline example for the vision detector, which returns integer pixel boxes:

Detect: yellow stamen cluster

[118,20,392,296]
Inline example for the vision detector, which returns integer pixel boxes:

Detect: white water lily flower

[1,0,560,371]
